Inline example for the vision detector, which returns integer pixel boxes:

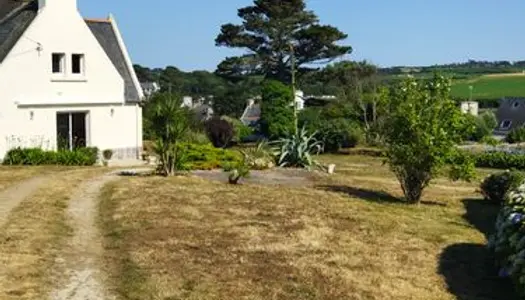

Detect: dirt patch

[191,168,320,187]
[51,174,119,300]
[0,176,46,226]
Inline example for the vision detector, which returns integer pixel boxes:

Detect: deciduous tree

[382,74,475,204]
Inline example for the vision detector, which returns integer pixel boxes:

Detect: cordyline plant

[149,92,192,176]
[382,74,475,204]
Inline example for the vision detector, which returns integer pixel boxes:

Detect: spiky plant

[274,127,323,169]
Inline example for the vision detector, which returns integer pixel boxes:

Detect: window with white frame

[501,120,512,130]
[52,53,65,74]
[71,54,85,75]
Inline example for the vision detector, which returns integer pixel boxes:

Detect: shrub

[177,143,242,170]
[274,127,323,169]
[260,80,295,139]
[221,116,254,142]
[205,117,235,148]
[223,160,251,184]
[506,127,525,144]
[480,171,525,204]
[382,75,475,204]
[240,141,275,170]
[102,149,113,160]
[466,111,497,141]
[183,131,210,145]
[3,147,99,166]
[299,107,323,131]
[488,183,525,297]
[480,135,501,146]
[470,151,525,170]
[318,118,363,152]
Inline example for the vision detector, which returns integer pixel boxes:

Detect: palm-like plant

[274,127,323,169]
[149,92,192,176]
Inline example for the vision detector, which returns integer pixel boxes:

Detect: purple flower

[512,213,524,225]
[499,268,510,278]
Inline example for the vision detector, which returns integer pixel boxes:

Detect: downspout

[136,103,139,159]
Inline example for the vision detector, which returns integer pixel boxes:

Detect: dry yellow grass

[99,156,517,300]
[0,167,108,300]
[0,166,65,192]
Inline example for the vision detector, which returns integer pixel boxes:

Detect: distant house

[495,98,525,135]
[240,98,261,126]
[181,96,213,122]
[239,90,324,125]
[140,82,160,98]
[0,0,144,160]
[460,101,479,116]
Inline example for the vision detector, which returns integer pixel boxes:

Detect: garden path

[0,176,46,226]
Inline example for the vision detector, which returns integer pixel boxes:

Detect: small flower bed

[489,183,525,297]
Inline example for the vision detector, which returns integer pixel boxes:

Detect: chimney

[38,0,78,12]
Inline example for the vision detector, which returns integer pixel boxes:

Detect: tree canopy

[215,0,352,82]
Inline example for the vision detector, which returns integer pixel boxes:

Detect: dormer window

[71,54,85,75]
[501,120,512,130]
[52,53,65,74]
[513,101,520,109]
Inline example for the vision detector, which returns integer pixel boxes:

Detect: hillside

[450,73,525,100]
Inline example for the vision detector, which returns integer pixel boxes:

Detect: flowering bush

[489,183,525,297]
[480,171,525,204]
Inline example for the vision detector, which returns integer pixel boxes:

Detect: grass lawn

[98,155,517,300]
[451,73,525,100]
[0,166,67,192]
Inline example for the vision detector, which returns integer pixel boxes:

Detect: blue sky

[79,0,525,71]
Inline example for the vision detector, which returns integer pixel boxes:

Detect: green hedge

[470,151,525,170]
[489,183,525,297]
[3,147,99,166]
[178,143,242,170]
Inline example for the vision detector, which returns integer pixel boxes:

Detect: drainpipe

[135,103,139,159]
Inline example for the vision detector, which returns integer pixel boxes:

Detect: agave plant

[274,127,324,169]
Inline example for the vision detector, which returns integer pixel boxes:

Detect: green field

[451,74,525,100]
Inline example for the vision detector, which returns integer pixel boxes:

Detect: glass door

[56,112,88,150]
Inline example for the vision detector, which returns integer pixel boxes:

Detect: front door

[56,112,88,150]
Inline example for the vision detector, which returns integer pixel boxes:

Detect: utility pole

[290,43,298,134]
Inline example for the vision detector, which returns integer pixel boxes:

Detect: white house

[0,0,144,160]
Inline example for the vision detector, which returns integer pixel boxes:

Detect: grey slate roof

[0,0,38,63]
[0,1,141,103]
[85,19,141,102]
[495,97,525,133]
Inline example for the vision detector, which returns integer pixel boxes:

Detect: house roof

[495,97,525,133]
[0,0,142,102]
[85,18,141,102]
[240,103,261,125]
[0,0,38,64]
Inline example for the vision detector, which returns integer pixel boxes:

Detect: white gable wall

[0,1,142,159]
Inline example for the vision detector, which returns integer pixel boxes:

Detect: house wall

[0,104,142,159]
[0,1,142,159]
